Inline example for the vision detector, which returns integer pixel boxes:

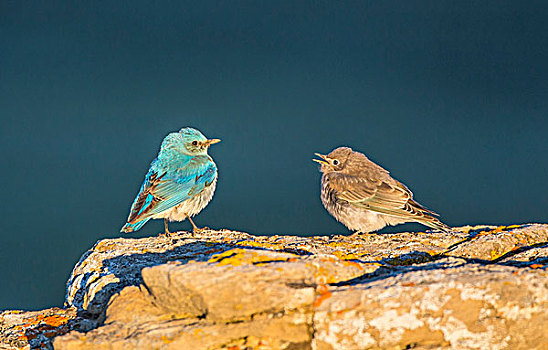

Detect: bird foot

[161,219,174,237]
[192,226,211,235]
[349,231,369,239]
[159,231,174,237]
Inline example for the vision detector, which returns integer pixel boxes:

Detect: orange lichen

[9,309,75,348]
[43,315,71,328]
[402,282,416,287]
[208,249,293,267]
[314,284,333,307]
[529,264,544,269]
[490,249,503,260]
[94,241,118,252]
[236,240,283,250]
[340,260,364,270]
[160,335,173,344]
[332,251,361,260]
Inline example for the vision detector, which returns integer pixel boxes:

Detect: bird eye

[333,159,340,165]
[192,141,198,146]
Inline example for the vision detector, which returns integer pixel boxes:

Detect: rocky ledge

[1,224,547,349]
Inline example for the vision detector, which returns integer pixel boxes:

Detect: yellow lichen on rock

[2,224,548,350]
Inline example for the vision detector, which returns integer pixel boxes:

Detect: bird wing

[126,159,217,224]
[327,172,439,219]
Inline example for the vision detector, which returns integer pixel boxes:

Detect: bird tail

[120,219,149,233]
[405,198,451,232]
[418,215,451,233]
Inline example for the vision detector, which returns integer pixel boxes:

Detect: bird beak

[313,153,329,165]
[205,138,221,145]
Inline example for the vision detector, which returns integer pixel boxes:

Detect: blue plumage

[121,127,220,234]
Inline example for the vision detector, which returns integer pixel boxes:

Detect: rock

[0,307,78,350]
[63,229,377,323]
[2,224,547,349]
[314,258,548,350]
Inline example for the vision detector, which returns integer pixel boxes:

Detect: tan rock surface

[314,258,548,350]
[0,307,79,350]
[2,224,547,349]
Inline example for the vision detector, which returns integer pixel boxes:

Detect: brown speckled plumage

[314,147,449,233]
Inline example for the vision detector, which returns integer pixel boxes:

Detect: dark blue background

[1,1,547,310]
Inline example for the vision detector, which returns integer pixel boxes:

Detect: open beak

[313,153,330,165]
[205,138,221,145]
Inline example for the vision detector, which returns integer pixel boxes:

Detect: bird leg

[163,219,172,236]
[187,216,209,235]
[188,216,200,233]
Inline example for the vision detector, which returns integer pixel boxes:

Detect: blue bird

[121,127,220,235]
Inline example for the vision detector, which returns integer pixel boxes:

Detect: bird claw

[192,226,210,235]
[349,231,369,239]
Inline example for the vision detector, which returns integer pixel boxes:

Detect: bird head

[313,147,353,174]
[178,127,220,156]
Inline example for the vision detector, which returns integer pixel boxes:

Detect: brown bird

[313,147,450,233]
